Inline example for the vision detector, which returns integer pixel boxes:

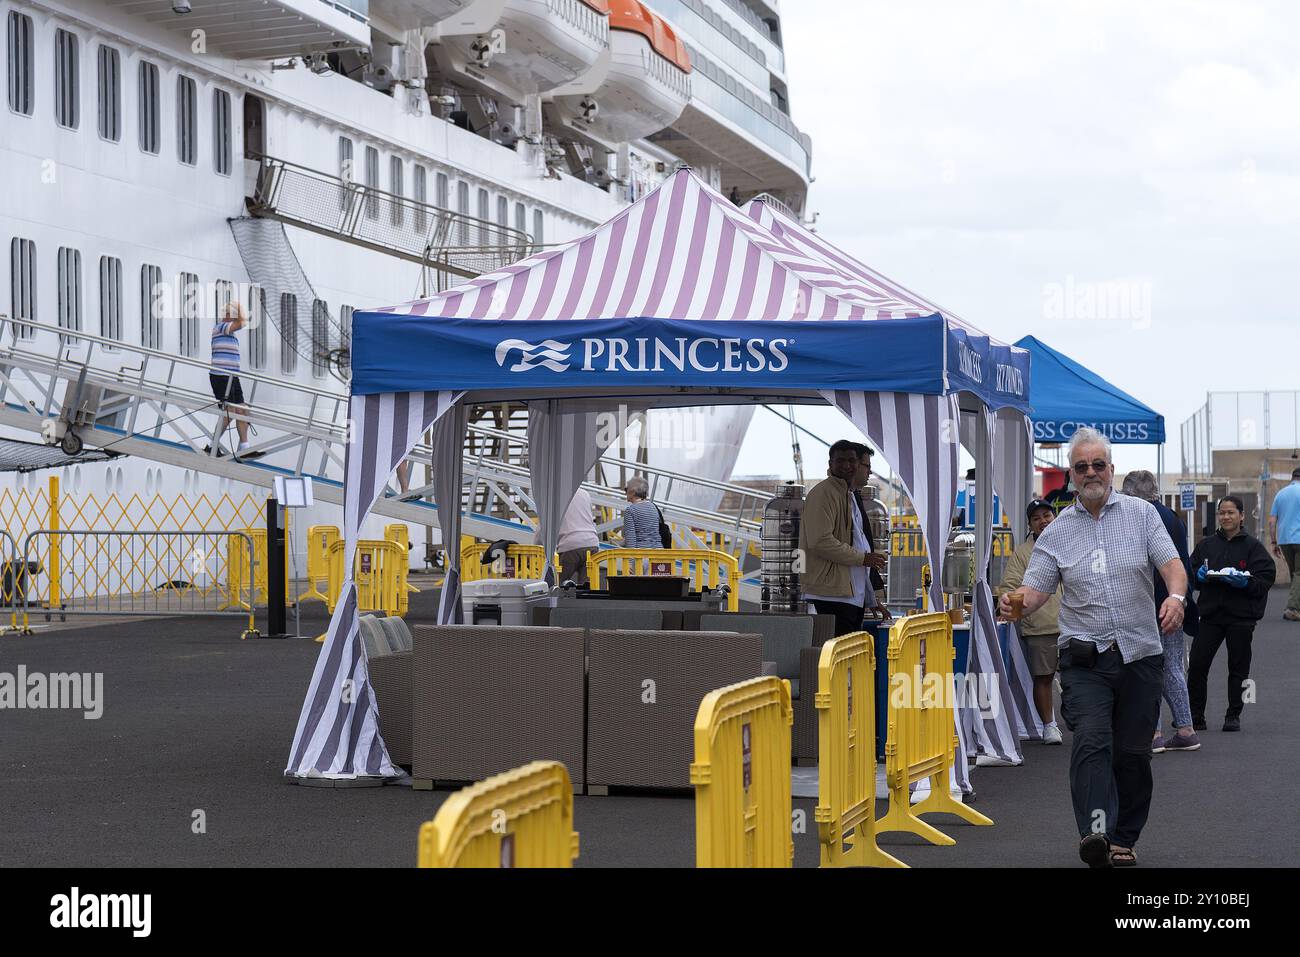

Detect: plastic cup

[1006,593,1025,622]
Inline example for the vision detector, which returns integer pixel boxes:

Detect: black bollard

[265,495,288,638]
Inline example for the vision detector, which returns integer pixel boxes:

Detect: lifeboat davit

[549,0,691,146]
[435,0,611,97]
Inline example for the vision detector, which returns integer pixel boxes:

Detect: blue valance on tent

[1014,335,1164,444]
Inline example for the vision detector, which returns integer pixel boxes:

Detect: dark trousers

[558,547,594,587]
[1188,620,1254,720]
[809,598,866,637]
[1058,646,1163,848]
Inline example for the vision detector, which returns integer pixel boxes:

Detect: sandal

[1079,833,1111,868]
[1109,845,1137,867]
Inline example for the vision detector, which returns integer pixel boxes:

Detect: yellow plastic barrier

[456,540,555,582]
[226,527,290,607]
[891,526,1015,558]
[384,523,418,615]
[814,632,906,868]
[588,548,740,611]
[417,761,579,868]
[691,676,793,868]
[876,613,993,844]
[298,525,339,604]
[323,539,403,617]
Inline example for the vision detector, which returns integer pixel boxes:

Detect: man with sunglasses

[999,428,1186,868]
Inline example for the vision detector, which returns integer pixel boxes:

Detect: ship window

[98,256,122,348]
[138,61,160,154]
[8,238,37,340]
[364,146,379,220]
[496,196,508,228]
[457,182,469,244]
[337,136,353,212]
[280,293,298,374]
[213,89,232,175]
[436,172,448,209]
[514,202,525,237]
[533,210,544,252]
[214,279,234,322]
[54,29,79,129]
[339,305,354,353]
[390,156,404,228]
[311,299,329,378]
[246,285,266,371]
[477,188,489,223]
[6,12,34,116]
[177,271,199,356]
[140,264,163,349]
[57,247,83,347]
[97,45,121,142]
[413,165,427,234]
[176,74,197,166]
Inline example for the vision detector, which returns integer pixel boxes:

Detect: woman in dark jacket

[1188,496,1277,732]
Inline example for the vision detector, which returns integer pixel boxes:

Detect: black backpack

[654,505,673,550]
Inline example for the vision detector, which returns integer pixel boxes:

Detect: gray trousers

[1283,544,1300,612]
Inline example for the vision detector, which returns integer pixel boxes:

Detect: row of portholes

[11,465,230,498]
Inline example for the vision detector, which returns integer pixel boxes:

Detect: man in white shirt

[557,488,600,586]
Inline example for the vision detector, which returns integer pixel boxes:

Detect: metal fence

[1181,391,1300,477]
[14,529,258,637]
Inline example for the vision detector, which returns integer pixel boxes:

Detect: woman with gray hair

[622,476,666,549]
[1121,469,1202,752]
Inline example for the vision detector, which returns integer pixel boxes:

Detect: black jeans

[1058,646,1163,848]
[1188,620,1255,720]
[809,598,867,637]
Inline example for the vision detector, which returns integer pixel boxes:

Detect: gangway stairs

[0,320,770,600]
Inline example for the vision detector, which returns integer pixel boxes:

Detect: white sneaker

[1043,725,1063,745]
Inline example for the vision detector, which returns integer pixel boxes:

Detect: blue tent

[1014,335,1164,445]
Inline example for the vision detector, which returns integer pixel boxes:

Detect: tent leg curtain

[971,405,1023,764]
[432,404,468,624]
[286,389,460,780]
[528,399,651,587]
[993,410,1044,741]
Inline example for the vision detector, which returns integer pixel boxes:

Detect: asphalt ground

[1,588,1295,868]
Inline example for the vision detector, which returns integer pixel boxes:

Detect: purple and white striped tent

[286,168,1032,781]
[746,198,1041,768]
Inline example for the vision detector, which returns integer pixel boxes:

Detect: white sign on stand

[1178,482,1196,512]
[273,476,314,639]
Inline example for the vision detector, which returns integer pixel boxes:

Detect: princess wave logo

[494,338,572,373]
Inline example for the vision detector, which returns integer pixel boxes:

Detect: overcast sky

[732,0,1299,482]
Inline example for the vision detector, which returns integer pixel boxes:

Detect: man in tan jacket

[800,440,887,635]
[995,498,1064,744]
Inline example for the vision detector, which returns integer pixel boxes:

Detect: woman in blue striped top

[622,477,665,549]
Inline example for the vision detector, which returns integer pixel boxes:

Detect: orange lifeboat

[550,0,691,146]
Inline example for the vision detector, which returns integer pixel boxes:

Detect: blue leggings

[1157,629,1193,731]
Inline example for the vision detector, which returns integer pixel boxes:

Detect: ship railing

[247,152,537,279]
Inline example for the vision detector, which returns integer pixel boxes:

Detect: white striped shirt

[210,321,240,372]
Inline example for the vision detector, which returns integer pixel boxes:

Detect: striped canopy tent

[746,197,1040,766]
[286,167,1031,781]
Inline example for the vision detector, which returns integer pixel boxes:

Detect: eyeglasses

[1071,459,1110,475]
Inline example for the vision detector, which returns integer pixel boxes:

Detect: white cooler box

[461,579,551,626]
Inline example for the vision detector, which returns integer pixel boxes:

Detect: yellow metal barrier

[877,613,993,844]
[588,548,740,611]
[417,761,579,868]
[298,525,339,604]
[814,632,906,868]
[691,676,793,868]
[456,540,554,582]
[48,476,61,613]
[384,523,417,615]
[891,526,1015,557]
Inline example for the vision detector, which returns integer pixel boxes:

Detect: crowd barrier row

[417,613,995,868]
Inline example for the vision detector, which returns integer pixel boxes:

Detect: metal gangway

[246,152,538,282]
[0,318,769,596]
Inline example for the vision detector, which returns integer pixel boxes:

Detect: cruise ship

[0,0,812,560]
